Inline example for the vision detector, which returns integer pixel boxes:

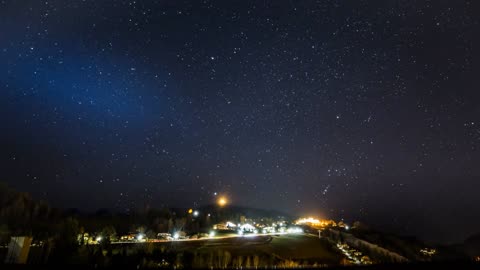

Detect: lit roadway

[110,232,294,245]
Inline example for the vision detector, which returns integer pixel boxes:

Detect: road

[111,232,293,244]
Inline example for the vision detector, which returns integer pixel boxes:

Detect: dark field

[255,234,341,262]
[108,234,343,267]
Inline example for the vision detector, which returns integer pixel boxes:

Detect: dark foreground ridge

[1,261,480,270]
[1,182,480,268]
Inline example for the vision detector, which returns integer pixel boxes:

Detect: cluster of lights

[286,227,303,234]
[188,209,200,217]
[295,217,338,227]
[233,223,302,236]
[262,227,276,234]
[336,243,370,265]
[240,223,255,232]
[420,248,437,257]
[295,217,322,225]
[226,221,237,228]
[237,223,257,235]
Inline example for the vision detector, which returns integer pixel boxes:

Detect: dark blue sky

[1,0,479,243]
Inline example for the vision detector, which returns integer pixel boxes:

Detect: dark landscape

[1,183,480,268]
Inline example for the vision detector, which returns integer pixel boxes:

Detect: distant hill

[463,233,480,257]
[197,204,293,220]
[349,226,470,261]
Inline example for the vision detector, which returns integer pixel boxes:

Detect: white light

[96,236,102,242]
[173,233,179,240]
[209,231,215,238]
[345,225,350,230]
[226,221,237,228]
[193,210,199,217]
[240,223,255,231]
[253,229,258,234]
[238,230,243,235]
[137,234,144,241]
[287,227,303,234]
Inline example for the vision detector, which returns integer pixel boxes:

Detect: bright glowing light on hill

[217,196,227,207]
[295,217,337,227]
[296,217,321,225]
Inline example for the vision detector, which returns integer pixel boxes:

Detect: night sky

[1,0,479,243]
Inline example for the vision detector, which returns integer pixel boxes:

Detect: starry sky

[1,0,479,243]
